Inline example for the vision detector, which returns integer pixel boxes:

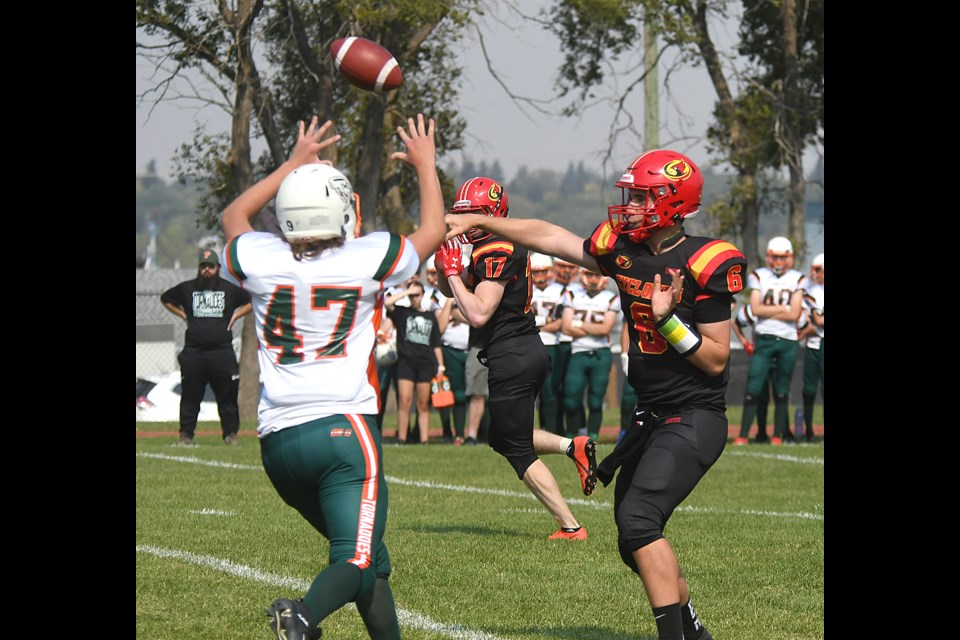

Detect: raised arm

[444,213,601,272]
[390,114,445,263]
[221,117,340,242]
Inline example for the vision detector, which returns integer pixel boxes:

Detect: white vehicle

[136,371,221,423]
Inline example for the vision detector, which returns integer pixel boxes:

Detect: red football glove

[435,242,464,278]
[743,340,755,356]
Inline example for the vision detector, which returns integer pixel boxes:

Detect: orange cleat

[548,527,588,540]
[567,436,598,496]
[733,437,749,446]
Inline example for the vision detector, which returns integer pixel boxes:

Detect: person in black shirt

[436,177,598,541]
[160,248,252,445]
[385,280,445,444]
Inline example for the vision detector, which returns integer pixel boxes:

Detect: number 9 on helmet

[275,164,359,241]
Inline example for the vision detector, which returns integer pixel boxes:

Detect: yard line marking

[137,452,822,520]
[723,451,824,465]
[136,545,509,640]
[138,451,261,470]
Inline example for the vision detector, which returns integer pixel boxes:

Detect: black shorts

[396,355,436,384]
[614,407,727,550]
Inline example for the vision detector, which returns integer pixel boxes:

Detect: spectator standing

[733,236,806,446]
[436,176,599,541]
[385,280,445,445]
[800,253,824,442]
[425,257,470,444]
[160,248,252,446]
[560,267,619,441]
[220,114,445,640]
[444,149,744,640]
[731,301,773,443]
[529,252,565,434]
[377,274,417,430]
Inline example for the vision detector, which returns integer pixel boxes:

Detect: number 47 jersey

[222,230,420,435]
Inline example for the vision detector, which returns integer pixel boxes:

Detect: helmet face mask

[449,177,508,243]
[553,259,578,284]
[580,269,606,293]
[765,236,794,275]
[608,150,703,243]
[275,164,358,242]
[811,253,824,284]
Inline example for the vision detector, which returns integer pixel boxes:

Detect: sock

[560,437,573,454]
[651,603,683,640]
[681,598,707,639]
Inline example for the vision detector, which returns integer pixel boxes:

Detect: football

[330,37,403,93]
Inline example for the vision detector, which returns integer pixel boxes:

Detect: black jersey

[160,277,251,351]
[466,236,540,349]
[585,224,747,409]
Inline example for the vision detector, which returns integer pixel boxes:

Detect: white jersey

[564,284,619,355]
[428,288,470,350]
[221,231,419,435]
[748,268,807,340]
[531,281,566,346]
[803,282,825,349]
[555,282,576,344]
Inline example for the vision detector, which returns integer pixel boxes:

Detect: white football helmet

[275,164,357,241]
[811,253,824,284]
[766,236,794,275]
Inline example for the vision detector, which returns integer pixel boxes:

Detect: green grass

[136,422,823,639]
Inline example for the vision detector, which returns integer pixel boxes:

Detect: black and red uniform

[466,236,550,478]
[587,225,747,571]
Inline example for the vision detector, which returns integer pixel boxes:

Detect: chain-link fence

[136,269,245,379]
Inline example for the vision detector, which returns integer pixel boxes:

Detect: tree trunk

[781,0,807,265]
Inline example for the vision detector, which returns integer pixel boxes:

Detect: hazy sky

[135,4,789,183]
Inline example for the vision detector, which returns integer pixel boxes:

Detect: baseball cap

[198,249,219,266]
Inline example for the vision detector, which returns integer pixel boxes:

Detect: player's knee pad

[773,392,788,403]
[743,393,757,406]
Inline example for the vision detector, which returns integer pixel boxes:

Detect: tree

[137,0,475,419]
[542,0,823,267]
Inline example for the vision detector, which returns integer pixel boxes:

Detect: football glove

[435,241,465,278]
[743,340,755,356]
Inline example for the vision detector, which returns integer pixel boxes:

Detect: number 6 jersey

[586,226,747,410]
[222,230,420,435]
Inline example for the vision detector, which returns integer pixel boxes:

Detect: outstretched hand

[651,268,684,323]
[290,116,341,167]
[444,213,483,244]
[391,114,436,171]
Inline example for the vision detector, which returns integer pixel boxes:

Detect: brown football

[330,37,403,93]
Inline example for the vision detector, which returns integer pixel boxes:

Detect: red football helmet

[608,150,703,243]
[449,177,509,243]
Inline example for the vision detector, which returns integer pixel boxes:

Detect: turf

[136,421,824,639]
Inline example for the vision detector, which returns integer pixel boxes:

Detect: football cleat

[732,437,749,446]
[266,598,321,640]
[548,527,588,540]
[567,436,598,496]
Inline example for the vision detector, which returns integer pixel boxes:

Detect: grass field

[136,417,824,639]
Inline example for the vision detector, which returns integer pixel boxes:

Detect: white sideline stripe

[137,452,822,520]
[724,451,824,465]
[136,545,508,640]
